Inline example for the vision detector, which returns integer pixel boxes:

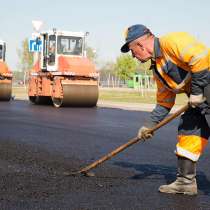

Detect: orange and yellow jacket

[148,32,209,126]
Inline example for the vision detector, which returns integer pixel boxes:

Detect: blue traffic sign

[28,38,42,52]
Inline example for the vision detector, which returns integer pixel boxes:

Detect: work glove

[138,126,153,141]
[197,102,210,115]
[189,94,206,108]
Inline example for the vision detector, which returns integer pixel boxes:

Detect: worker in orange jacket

[121,24,210,195]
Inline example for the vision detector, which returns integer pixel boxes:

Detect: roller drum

[0,83,12,101]
[52,84,98,107]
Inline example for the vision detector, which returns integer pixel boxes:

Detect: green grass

[99,88,188,105]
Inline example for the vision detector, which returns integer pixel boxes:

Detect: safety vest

[153,32,209,109]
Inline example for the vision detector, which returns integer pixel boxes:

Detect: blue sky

[1,0,210,70]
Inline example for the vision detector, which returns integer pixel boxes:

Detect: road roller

[0,40,12,101]
[28,29,99,107]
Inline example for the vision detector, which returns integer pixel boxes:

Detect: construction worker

[121,24,210,195]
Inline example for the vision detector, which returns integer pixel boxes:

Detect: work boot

[159,156,197,195]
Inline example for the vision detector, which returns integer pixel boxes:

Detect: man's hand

[189,94,206,108]
[138,126,153,141]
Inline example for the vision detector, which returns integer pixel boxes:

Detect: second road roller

[28,29,99,107]
[0,40,12,101]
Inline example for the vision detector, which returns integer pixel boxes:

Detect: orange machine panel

[32,60,41,72]
[0,61,11,74]
[28,77,37,96]
[58,56,96,76]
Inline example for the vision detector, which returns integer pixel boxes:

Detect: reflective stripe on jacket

[153,32,209,109]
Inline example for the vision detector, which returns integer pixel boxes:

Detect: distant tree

[99,61,115,81]
[86,46,97,63]
[17,38,34,85]
[115,54,138,82]
[17,38,33,72]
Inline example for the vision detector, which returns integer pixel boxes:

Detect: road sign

[32,20,43,32]
[28,38,42,52]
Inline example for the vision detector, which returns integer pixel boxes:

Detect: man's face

[128,37,152,63]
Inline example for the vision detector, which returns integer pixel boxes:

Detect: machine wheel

[29,96,52,105]
[29,96,36,104]
[51,97,63,108]
[35,96,52,105]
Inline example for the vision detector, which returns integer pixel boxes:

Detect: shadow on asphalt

[114,161,210,195]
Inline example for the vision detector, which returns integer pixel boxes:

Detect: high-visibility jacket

[148,32,210,162]
[148,32,209,126]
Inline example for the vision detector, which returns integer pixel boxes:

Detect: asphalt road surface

[0,100,210,210]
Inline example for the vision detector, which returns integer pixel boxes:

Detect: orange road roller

[0,40,12,101]
[28,29,99,107]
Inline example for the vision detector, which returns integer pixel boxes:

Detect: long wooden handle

[150,104,189,133]
[75,104,189,175]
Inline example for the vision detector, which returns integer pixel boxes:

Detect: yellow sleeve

[160,32,209,95]
[180,41,209,73]
[160,32,209,73]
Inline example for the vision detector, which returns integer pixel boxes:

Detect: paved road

[0,100,209,210]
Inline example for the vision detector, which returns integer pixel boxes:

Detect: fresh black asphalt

[0,100,209,210]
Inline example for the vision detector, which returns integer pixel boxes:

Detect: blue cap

[121,24,151,53]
